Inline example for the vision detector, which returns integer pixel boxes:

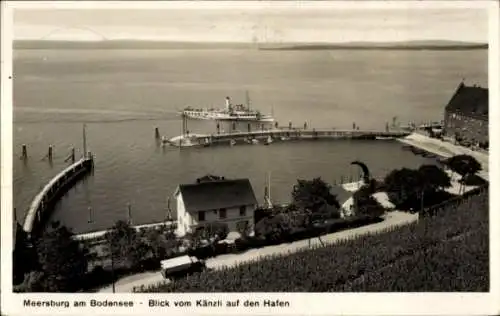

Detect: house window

[198,211,205,222]
[239,206,246,216]
[219,208,227,219]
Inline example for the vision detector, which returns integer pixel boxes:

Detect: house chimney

[225,97,231,110]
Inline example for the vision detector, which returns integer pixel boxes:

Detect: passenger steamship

[181,95,275,122]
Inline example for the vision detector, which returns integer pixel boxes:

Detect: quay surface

[23,156,94,238]
[397,133,489,181]
[167,128,411,147]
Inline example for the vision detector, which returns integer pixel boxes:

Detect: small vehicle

[160,255,206,279]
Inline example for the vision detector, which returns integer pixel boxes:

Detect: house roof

[177,178,258,212]
[196,175,225,183]
[445,82,488,120]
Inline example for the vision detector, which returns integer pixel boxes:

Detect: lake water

[13,48,487,233]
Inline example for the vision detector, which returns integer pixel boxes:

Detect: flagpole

[83,123,87,158]
[268,171,271,205]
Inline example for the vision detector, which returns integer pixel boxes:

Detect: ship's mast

[245,91,251,110]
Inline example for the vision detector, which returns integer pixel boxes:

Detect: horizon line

[13,39,488,44]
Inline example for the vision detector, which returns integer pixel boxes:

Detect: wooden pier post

[87,206,93,224]
[48,145,53,161]
[21,144,27,160]
[155,127,160,139]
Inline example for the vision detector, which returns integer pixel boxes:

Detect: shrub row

[185,215,381,260]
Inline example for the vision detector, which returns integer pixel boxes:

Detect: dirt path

[98,210,418,293]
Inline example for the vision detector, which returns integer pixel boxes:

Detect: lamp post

[110,239,116,293]
[420,190,425,213]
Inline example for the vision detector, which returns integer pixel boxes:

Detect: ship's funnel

[225,97,231,110]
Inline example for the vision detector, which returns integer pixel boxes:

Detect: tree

[255,213,292,242]
[292,178,341,246]
[384,168,424,207]
[105,220,144,270]
[142,225,179,261]
[33,221,88,292]
[236,221,252,239]
[13,222,35,285]
[445,154,482,180]
[14,271,46,292]
[352,185,385,218]
[417,164,451,193]
[351,161,371,184]
[292,178,340,215]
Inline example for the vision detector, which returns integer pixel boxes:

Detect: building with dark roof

[443,82,488,147]
[174,176,258,237]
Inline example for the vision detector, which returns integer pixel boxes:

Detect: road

[98,210,418,293]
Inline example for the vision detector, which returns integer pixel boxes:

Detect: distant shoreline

[13,40,488,51]
[259,44,488,51]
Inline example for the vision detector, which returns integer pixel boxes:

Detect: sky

[13,7,488,43]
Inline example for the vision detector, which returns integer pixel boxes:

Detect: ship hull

[182,112,274,122]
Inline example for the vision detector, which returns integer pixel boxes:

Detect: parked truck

[160,255,206,279]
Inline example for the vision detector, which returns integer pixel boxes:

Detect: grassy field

[137,189,488,292]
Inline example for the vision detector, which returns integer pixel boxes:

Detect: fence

[421,183,489,217]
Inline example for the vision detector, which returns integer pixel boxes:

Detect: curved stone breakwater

[23,156,94,240]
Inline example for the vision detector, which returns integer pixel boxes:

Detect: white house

[174,175,258,237]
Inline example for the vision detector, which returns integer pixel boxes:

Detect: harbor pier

[23,155,94,241]
[167,128,411,147]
